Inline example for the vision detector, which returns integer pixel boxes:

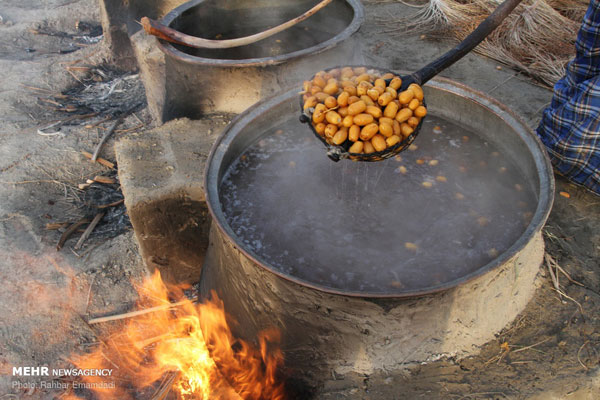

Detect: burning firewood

[72,272,286,399]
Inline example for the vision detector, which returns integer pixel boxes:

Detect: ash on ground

[61,66,145,117]
[81,170,131,240]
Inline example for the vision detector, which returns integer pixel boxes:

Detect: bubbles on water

[449,139,462,148]
[395,166,407,174]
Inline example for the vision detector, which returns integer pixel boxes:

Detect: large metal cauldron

[153,0,364,120]
[201,77,554,388]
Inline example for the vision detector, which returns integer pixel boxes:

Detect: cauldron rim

[157,0,365,67]
[204,76,555,298]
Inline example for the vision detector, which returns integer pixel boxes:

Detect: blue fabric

[536,0,600,195]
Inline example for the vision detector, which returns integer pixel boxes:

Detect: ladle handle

[407,0,523,86]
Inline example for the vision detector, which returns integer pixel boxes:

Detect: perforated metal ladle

[300,0,523,162]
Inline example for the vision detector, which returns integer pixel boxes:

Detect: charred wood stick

[29,27,73,38]
[96,199,124,209]
[37,113,97,135]
[46,222,70,230]
[65,65,91,72]
[141,0,333,49]
[57,217,90,251]
[65,68,84,85]
[115,123,144,134]
[38,97,63,107]
[91,104,142,161]
[511,337,551,354]
[74,212,104,250]
[84,115,112,129]
[91,117,123,162]
[81,151,114,169]
[22,85,54,94]
[60,105,78,113]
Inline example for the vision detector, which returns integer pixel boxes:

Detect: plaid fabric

[536,0,600,195]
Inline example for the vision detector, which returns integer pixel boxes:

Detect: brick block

[115,116,232,284]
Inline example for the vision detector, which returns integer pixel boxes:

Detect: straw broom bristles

[382,0,487,33]
[546,0,588,21]
[383,0,586,87]
[480,0,579,85]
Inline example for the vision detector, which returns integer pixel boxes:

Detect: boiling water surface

[219,115,538,294]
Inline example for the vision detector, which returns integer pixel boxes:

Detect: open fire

[68,272,285,399]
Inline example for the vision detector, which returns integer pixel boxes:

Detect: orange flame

[69,271,285,399]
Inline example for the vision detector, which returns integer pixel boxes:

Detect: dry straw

[384,0,586,87]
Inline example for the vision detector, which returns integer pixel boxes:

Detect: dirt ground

[0,0,598,399]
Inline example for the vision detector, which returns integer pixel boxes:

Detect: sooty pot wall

[156,0,364,121]
[99,0,364,123]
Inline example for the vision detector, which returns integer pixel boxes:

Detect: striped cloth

[536,0,600,195]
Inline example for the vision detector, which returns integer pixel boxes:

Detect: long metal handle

[409,0,523,86]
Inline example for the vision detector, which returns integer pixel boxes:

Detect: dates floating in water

[302,67,427,155]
